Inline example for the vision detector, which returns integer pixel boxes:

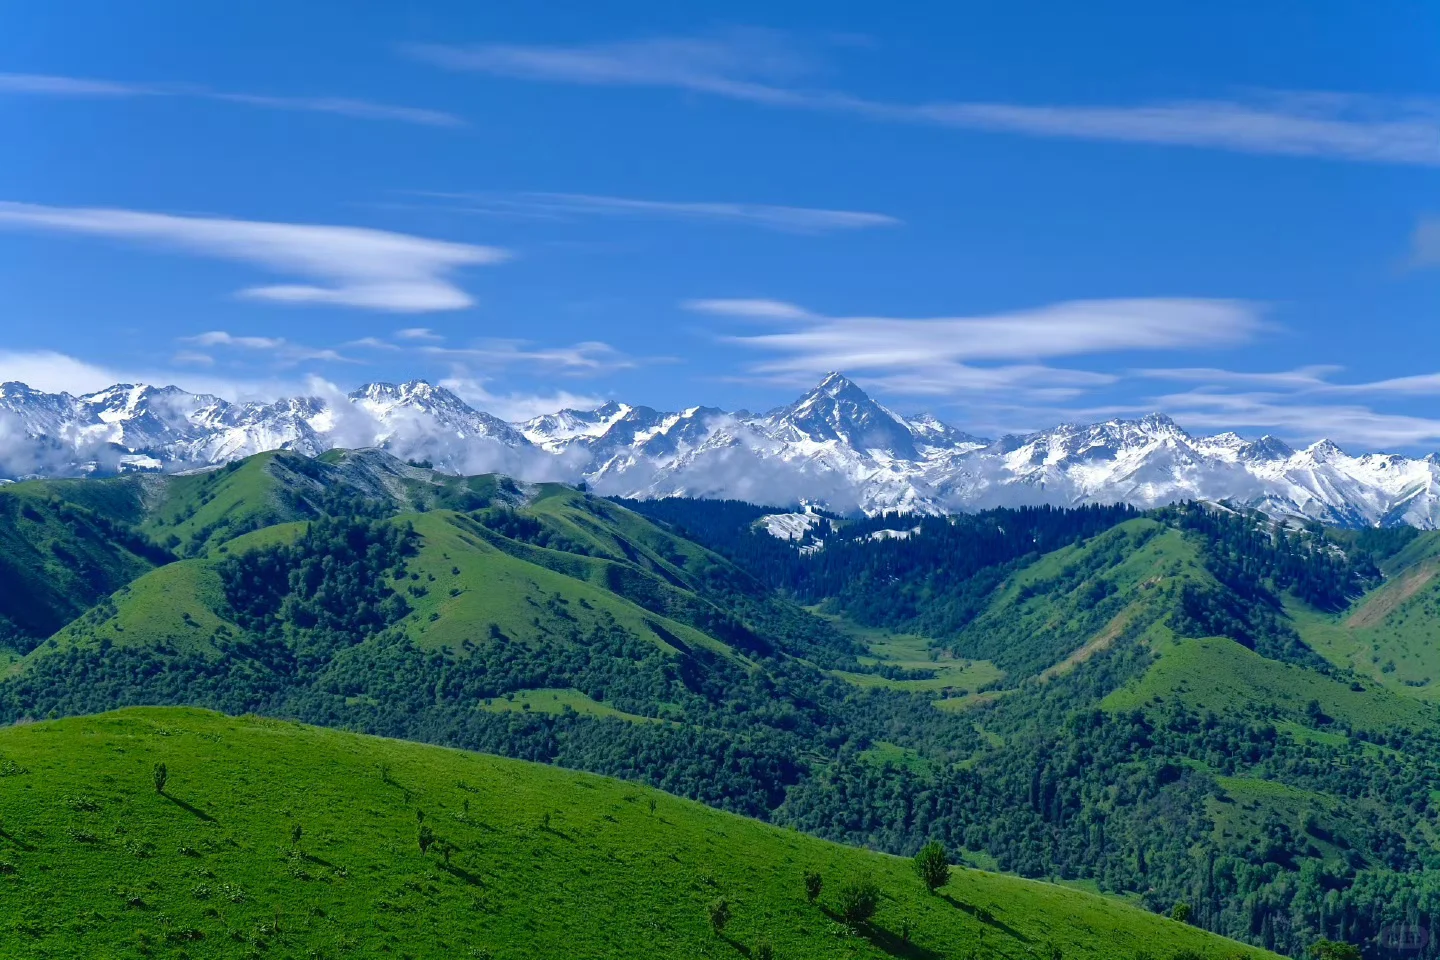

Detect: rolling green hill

[0,707,1278,960]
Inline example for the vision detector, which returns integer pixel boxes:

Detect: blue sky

[3,1,1440,446]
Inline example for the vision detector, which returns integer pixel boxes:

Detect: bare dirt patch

[1345,564,1436,629]
[1041,611,1132,682]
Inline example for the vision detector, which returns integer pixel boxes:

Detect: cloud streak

[411,34,1440,166]
[426,191,899,233]
[0,72,464,127]
[1152,389,1440,448]
[699,297,1262,394]
[420,339,637,374]
[0,201,507,312]
[179,330,353,364]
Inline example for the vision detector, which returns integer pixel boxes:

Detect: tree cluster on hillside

[619,499,1141,640]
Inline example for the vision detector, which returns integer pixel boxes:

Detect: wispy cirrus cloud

[410,33,1440,166]
[684,298,817,321]
[438,376,608,423]
[696,297,1261,396]
[1150,389,1440,448]
[419,339,637,375]
[0,201,508,312]
[179,330,353,364]
[425,191,899,234]
[1135,365,1342,390]
[395,327,445,342]
[405,30,815,104]
[0,72,464,127]
[1139,364,1440,398]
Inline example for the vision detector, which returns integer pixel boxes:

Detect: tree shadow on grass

[0,823,34,851]
[857,925,943,960]
[163,793,216,823]
[941,894,1027,942]
[818,907,942,960]
[441,862,486,887]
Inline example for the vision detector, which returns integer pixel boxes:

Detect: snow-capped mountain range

[4,372,1440,527]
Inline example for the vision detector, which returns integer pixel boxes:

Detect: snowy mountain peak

[6,372,1440,528]
[1303,439,1347,462]
[767,373,919,459]
[1242,435,1295,462]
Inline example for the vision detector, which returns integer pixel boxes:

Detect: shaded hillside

[0,484,171,652]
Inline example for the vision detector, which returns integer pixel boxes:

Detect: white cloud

[1137,364,1440,398]
[429,191,899,233]
[405,30,814,104]
[183,331,284,349]
[172,351,216,367]
[345,337,400,351]
[891,94,1440,166]
[1135,365,1340,389]
[395,327,444,341]
[0,349,299,400]
[178,330,353,364]
[412,34,1440,166]
[0,72,463,127]
[209,93,462,127]
[0,73,149,96]
[1153,389,1440,448]
[861,364,1117,399]
[439,376,607,422]
[683,298,817,321]
[0,202,508,312]
[1324,372,1440,397]
[420,339,636,374]
[702,297,1261,391]
[0,350,127,394]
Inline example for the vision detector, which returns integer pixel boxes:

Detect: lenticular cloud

[0,202,508,313]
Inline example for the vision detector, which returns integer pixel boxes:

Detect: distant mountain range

[4,372,1440,526]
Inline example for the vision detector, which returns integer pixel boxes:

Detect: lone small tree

[912,840,950,894]
[803,869,823,904]
[152,762,168,795]
[836,874,880,928]
[1170,901,1192,924]
[754,938,775,960]
[417,823,436,856]
[707,897,732,937]
[291,823,303,852]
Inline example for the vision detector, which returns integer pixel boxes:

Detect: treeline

[620,498,1142,640]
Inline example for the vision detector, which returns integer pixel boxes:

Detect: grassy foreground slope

[0,708,1276,960]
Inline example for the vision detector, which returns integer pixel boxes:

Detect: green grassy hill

[8,449,532,559]
[0,707,1278,960]
[1284,531,1440,698]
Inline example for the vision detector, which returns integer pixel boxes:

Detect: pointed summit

[814,371,863,396]
[767,372,919,459]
